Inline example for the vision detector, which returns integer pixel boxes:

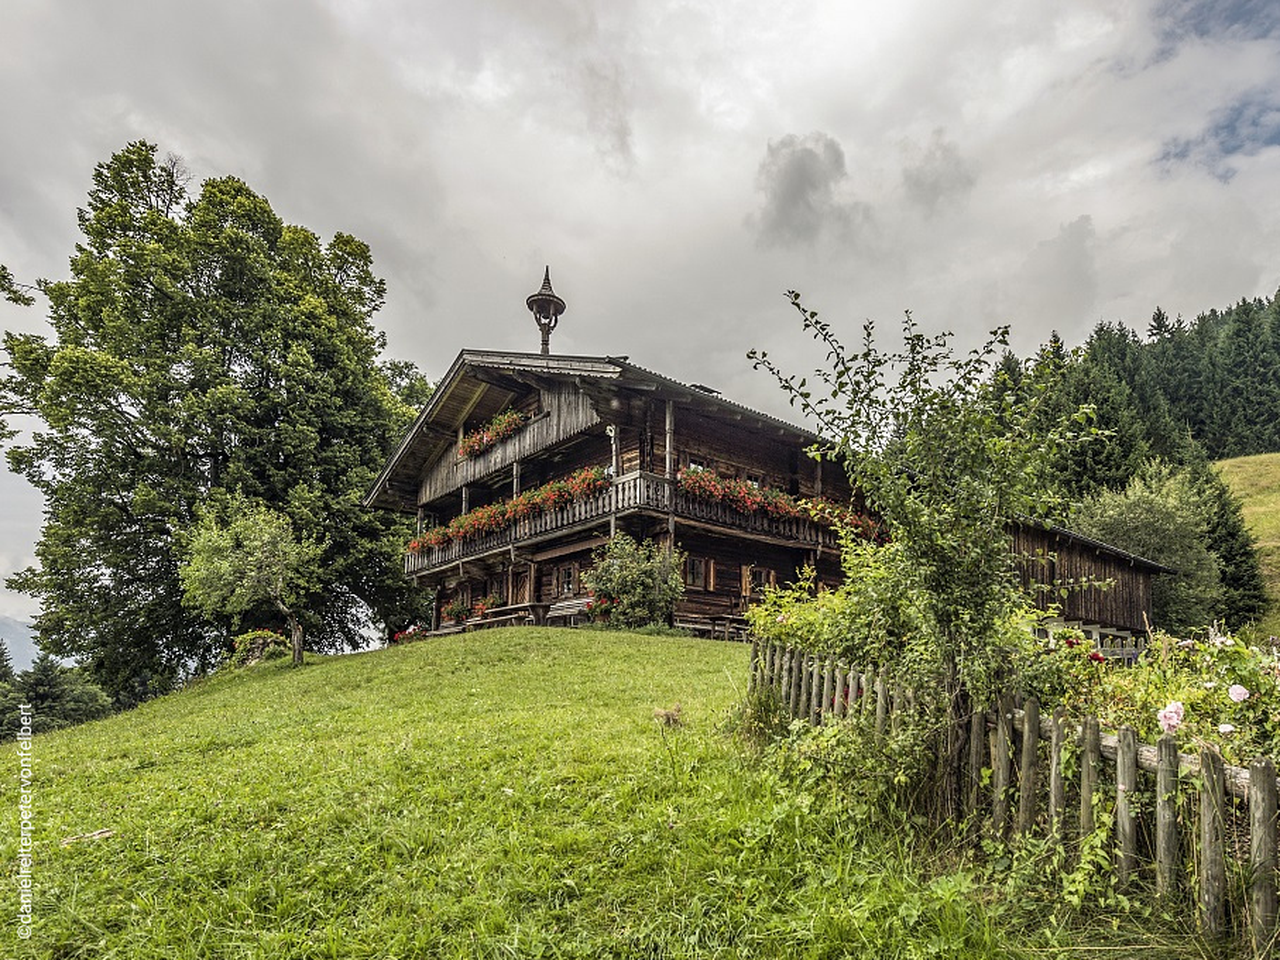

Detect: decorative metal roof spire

[526,266,566,355]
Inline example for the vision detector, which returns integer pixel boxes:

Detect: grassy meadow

[2,628,1207,958]
[1218,452,1280,638]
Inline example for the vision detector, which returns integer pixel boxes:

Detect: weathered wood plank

[1200,747,1226,939]
[1048,705,1065,839]
[1017,697,1040,836]
[1080,717,1100,840]
[992,695,1012,838]
[1116,725,1137,889]
[1156,733,1179,899]
[1253,757,1278,958]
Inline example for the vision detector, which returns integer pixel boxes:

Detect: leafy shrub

[229,630,290,667]
[581,535,685,629]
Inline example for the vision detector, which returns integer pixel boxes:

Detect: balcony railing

[405,471,840,576]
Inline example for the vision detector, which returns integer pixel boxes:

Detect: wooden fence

[748,638,1280,955]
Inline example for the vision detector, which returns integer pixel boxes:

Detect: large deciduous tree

[0,142,432,703]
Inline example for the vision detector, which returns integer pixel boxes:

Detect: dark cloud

[901,131,976,215]
[752,132,867,247]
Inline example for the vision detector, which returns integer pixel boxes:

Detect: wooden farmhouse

[364,271,1169,646]
[363,345,853,634]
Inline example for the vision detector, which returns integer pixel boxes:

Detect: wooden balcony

[404,471,840,577]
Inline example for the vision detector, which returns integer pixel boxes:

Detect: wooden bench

[545,597,593,626]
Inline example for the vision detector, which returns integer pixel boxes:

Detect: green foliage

[0,652,113,739]
[0,640,13,685]
[0,141,432,701]
[1071,461,1224,634]
[581,534,685,629]
[228,629,291,668]
[751,294,1087,707]
[180,495,325,666]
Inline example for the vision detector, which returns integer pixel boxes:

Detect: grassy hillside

[2,629,1200,958]
[1217,452,1280,638]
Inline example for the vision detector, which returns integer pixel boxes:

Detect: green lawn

[1218,452,1280,638]
[1,629,1201,958]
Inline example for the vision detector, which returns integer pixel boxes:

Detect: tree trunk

[276,598,304,667]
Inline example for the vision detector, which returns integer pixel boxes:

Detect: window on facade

[744,565,775,596]
[685,556,714,590]
[745,473,762,488]
[556,563,576,597]
[687,456,709,472]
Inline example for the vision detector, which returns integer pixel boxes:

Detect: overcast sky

[2,0,1280,621]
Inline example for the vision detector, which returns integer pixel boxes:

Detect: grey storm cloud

[752,132,866,247]
[902,131,976,215]
[1009,215,1099,329]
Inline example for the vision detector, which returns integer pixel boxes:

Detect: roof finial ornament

[526,266,566,355]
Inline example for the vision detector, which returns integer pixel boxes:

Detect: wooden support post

[1252,757,1278,958]
[1080,716,1100,840]
[833,666,847,719]
[966,708,985,820]
[1116,725,1137,889]
[1048,706,1065,839]
[665,400,675,538]
[1156,733,1180,899]
[1200,746,1226,940]
[1017,697,1040,837]
[992,695,1011,838]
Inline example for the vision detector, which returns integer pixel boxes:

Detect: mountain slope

[0,614,37,671]
[1217,452,1280,637]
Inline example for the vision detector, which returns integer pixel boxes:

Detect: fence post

[748,636,760,694]
[1200,746,1226,940]
[1049,705,1065,839]
[821,658,835,722]
[800,653,814,724]
[1017,697,1040,836]
[992,694,1012,838]
[875,674,888,740]
[861,668,874,721]
[766,643,778,693]
[833,665,847,719]
[966,707,985,822]
[1116,725,1137,889]
[807,656,821,725]
[1156,733,1179,899]
[789,649,802,718]
[1252,757,1277,958]
[1080,717,1100,840]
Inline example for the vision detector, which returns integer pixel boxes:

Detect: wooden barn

[364,270,1168,644]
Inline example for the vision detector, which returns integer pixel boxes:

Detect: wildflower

[1203,681,1217,689]
[1218,723,1236,735]
[1229,684,1250,703]
[1177,638,1196,648]
[1088,651,1105,663]
[1063,635,1080,648]
[1157,701,1184,734]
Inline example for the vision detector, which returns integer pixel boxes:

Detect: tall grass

[1218,452,1280,638]
[1,629,1199,958]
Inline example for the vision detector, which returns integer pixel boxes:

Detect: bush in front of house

[582,535,685,630]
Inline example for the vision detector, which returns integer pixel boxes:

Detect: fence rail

[748,638,1280,955]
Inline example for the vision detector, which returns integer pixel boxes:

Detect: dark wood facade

[365,351,850,631]
[366,349,1167,640]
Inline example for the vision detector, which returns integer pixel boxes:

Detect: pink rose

[1157,701,1184,734]
[1229,684,1250,703]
